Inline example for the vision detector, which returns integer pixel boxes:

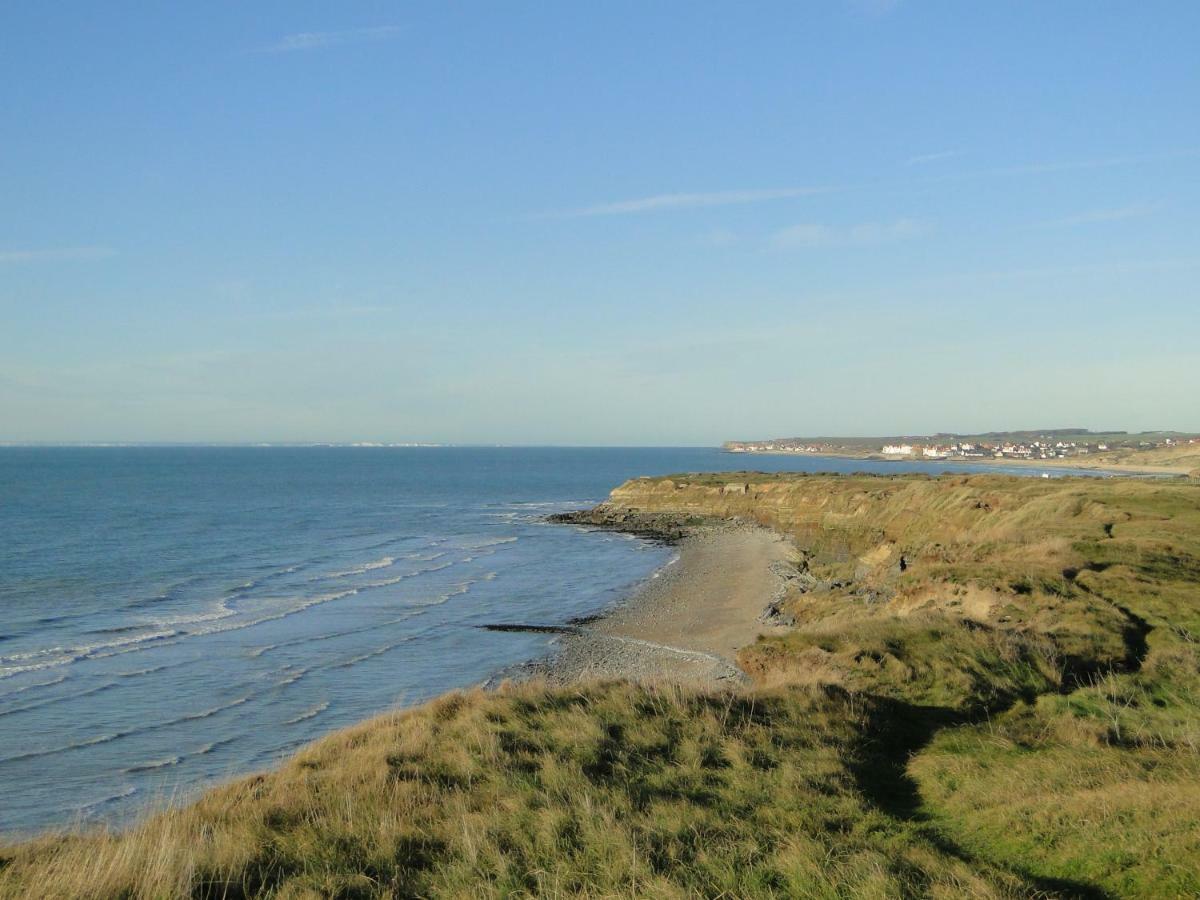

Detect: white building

[882,444,913,455]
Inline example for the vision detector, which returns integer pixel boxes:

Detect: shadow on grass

[850,696,1114,900]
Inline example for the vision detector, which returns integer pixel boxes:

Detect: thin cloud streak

[905,150,957,166]
[0,247,115,264]
[260,26,401,53]
[555,187,832,218]
[772,218,927,249]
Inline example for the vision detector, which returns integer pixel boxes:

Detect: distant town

[723,430,1198,462]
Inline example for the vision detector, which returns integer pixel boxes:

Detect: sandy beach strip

[517,524,794,689]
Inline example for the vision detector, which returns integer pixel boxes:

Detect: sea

[0,446,1109,834]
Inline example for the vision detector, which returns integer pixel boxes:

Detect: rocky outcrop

[547,507,712,543]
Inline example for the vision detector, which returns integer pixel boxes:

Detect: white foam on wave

[2,540,499,679]
[274,666,310,687]
[312,555,396,582]
[75,784,138,815]
[123,755,182,775]
[194,735,239,757]
[282,700,330,725]
[464,536,519,549]
[145,597,237,630]
[434,582,473,604]
[0,629,181,679]
[405,550,448,562]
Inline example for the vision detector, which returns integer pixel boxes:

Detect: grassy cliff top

[3,473,1198,898]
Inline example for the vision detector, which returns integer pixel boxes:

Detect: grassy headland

[2,473,1198,898]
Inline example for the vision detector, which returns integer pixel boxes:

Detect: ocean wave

[75,785,138,815]
[328,635,417,670]
[274,666,310,687]
[120,573,208,611]
[123,755,182,775]
[114,662,177,678]
[144,599,237,630]
[405,550,448,562]
[0,695,252,765]
[38,588,363,671]
[282,700,330,725]
[0,679,121,718]
[1,542,499,681]
[1,729,132,765]
[314,555,397,581]
[246,607,431,659]
[463,536,519,549]
[0,673,67,700]
[193,735,239,757]
[433,582,473,605]
[86,624,147,635]
[0,629,181,679]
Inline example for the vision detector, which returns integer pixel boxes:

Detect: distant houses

[724,433,1195,461]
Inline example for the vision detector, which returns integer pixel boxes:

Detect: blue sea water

[0,447,1108,834]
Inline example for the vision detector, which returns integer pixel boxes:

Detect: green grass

[0,683,1040,898]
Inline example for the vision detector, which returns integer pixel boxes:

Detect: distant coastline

[722,447,1193,477]
[723,429,1200,478]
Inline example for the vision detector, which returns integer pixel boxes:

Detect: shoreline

[724,448,1192,477]
[507,519,793,689]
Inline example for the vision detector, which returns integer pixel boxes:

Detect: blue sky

[2,2,1198,444]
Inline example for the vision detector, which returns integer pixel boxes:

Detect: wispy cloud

[0,246,115,264]
[772,218,927,249]
[260,25,401,54]
[554,187,831,218]
[1033,203,1159,229]
[905,150,956,166]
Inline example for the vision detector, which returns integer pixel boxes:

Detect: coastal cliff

[3,473,1198,898]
